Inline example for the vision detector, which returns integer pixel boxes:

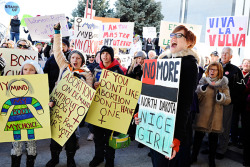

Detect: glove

[54,23,61,30]
[201,83,209,91]
[54,23,61,34]
[172,138,180,153]
[217,90,221,100]
[0,57,6,71]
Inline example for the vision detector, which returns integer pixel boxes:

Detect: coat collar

[159,49,200,64]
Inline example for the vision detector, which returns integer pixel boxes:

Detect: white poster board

[143,27,156,39]
[99,22,134,48]
[205,16,248,47]
[0,48,38,76]
[25,14,70,40]
[74,18,101,55]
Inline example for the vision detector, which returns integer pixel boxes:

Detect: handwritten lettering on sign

[0,49,38,76]
[136,59,181,157]
[50,71,95,146]
[85,69,142,134]
[24,14,69,40]
[74,18,101,55]
[99,22,134,48]
[0,74,51,143]
[205,16,248,47]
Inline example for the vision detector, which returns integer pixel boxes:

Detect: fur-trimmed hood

[199,76,229,89]
[158,49,200,64]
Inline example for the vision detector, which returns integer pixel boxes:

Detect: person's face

[221,48,232,64]
[13,15,18,19]
[208,65,219,78]
[133,39,137,44]
[148,53,154,59]
[211,54,219,62]
[17,41,29,50]
[170,30,189,54]
[136,57,144,65]
[36,44,42,51]
[205,57,210,64]
[242,60,250,72]
[148,38,151,42]
[22,64,36,75]
[70,53,82,69]
[101,52,112,64]
[62,43,68,52]
[89,55,95,63]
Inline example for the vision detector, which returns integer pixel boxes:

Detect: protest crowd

[0,2,250,167]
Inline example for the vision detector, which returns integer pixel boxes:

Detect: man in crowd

[210,51,220,62]
[216,47,244,159]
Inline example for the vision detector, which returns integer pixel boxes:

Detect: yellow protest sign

[50,71,95,146]
[85,69,142,134]
[0,74,51,142]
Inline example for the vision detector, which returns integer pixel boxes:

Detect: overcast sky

[0,0,116,27]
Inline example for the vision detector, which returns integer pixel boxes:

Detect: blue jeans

[10,32,20,43]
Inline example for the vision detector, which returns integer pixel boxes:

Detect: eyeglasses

[90,56,95,58]
[170,33,186,38]
[17,44,29,49]
[209,69,218,72]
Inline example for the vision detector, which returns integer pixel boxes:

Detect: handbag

[109,131,131,149]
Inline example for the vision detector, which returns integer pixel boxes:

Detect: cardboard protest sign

[24,14,70,41]
[205,16,248,47]
[118,54,132,68]
[159,21,202,48]
[74,18,101,55]
[5,2,20,16]
[99,22,134,48]
[0,48,38,76]
[143,27,156,39]
[94,17,120,23]
[86,69,142,134]
[135,59,181,157]
[21,14,33,27]
[50,71,95,146]
[0,74,51,142]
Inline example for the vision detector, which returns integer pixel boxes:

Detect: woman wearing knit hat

[89,45,123,167]
[45,23,93,167]
[10,60,44,167]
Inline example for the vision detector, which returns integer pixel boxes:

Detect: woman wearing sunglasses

[135,25,200,167]
[16,39,32,50]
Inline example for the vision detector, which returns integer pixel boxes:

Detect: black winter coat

[159,49,199,143]
[10,19,20,33]
[220,61,244,104]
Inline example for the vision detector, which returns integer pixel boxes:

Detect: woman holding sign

[191,62,231,167]
[45,23,93,167]
[135,25,199,167]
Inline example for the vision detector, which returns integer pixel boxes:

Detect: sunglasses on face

[170,33,186,38]
[17,44,29,49]
[1,46,8,48]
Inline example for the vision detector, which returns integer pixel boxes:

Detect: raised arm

[53,23,69,70]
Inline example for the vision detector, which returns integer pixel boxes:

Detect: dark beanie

[100,46,114,62]
[68,50,85,66]
[62,38,70,48]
